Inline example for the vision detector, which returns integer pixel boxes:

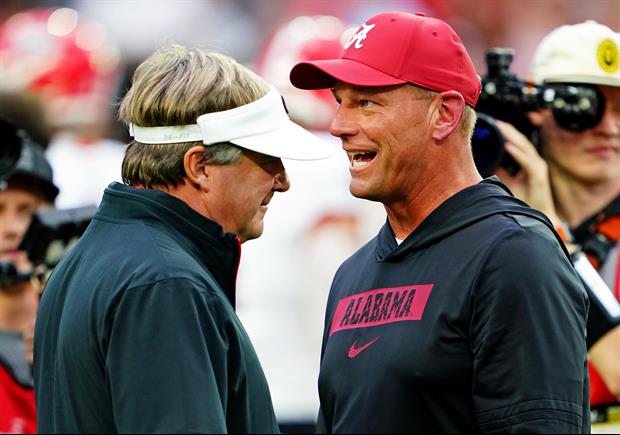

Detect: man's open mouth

[350,151,377,168]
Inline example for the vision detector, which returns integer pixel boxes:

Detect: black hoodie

[317,178,590,434]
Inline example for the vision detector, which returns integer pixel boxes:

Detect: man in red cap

[290,11,590,433]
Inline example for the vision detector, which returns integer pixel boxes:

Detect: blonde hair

[409,85,477,143]
[118,43,269,188]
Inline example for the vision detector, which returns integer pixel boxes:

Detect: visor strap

[129,123,203,144]
[129,85,286,145]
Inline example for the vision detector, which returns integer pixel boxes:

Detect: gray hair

[118,43,269,188]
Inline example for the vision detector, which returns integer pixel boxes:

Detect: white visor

[129,85,335,161]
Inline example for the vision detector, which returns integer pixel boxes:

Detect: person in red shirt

[0,118,58,434]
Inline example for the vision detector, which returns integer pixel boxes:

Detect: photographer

[489,21,620,430]
[0,119,58,434]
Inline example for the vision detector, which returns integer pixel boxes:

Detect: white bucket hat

[529,20,620,87]
[129,85,336,160]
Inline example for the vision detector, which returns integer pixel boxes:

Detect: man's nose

[273,161,290,192]
[329,106,357,139]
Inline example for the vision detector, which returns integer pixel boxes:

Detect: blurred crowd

[0,0,618,433]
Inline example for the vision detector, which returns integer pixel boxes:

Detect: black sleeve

[315,408,327,434]
[106,278,228,434]
[470,228,590,433]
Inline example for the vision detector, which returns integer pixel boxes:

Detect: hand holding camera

[493,119,560,226]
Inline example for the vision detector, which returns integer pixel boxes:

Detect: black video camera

[0,206,96,287]
[472,48,607,177]
[0,118,23,183]
[19,206,97,269]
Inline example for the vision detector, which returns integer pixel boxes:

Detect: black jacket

[34,182,279,434]
[317,178,590,434]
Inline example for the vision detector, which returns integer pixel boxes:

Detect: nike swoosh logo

[348,337,380,359]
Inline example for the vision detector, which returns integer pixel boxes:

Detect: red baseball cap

[290,11,482,107]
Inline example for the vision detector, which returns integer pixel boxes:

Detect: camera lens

[472,113,505,177]
[550,84,605,132]
[472,113,522,177]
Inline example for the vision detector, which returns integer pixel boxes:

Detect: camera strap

[573,195,620,297]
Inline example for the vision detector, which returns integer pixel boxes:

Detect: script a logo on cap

[345,23,376,49]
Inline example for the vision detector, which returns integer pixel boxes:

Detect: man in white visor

[34,43,334,434]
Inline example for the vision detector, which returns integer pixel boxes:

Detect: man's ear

[431,91,465,142]
[183,145,209,191]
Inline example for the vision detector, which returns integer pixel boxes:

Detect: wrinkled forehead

[333,82,407,92]
[241,147,283,166]
[331,83,414,100]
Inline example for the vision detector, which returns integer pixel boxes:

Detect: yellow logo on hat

[597,39,619,73]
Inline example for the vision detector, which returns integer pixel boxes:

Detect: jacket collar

[375,177,556,262]
[97,182,241,307]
